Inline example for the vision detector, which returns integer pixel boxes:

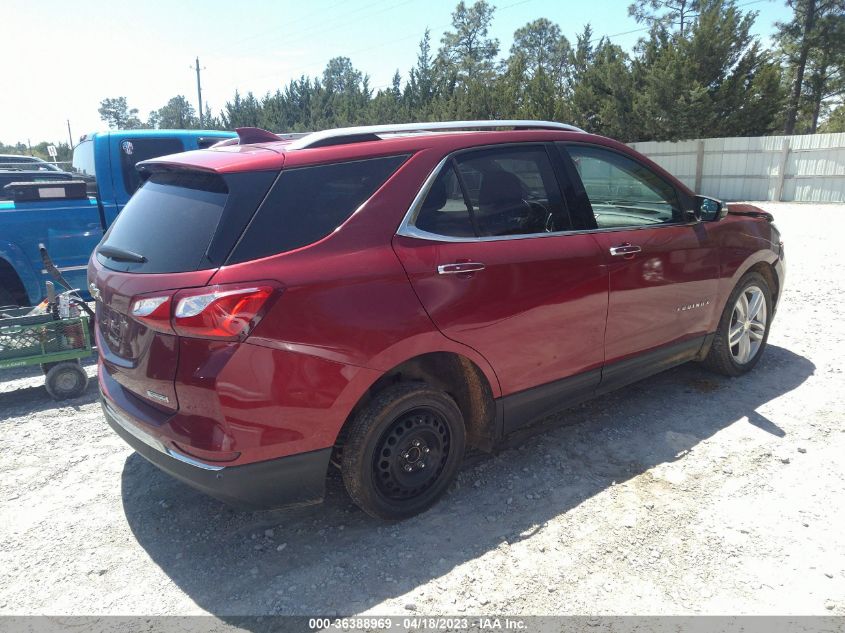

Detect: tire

[45,361,89,400]
[0,284,19,308]
[703,271,773,377]
[41,362,60,375]
[341,382,466,520]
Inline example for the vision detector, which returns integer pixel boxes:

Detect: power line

[231,0,537,88]
[592,0,771,43]
[204,0,351,57]
[209,0,773,104]
[212,0,402,60]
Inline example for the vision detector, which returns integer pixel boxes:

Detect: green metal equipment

[0,306,92,399]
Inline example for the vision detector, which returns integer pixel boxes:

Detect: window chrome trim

[395,145,700,244]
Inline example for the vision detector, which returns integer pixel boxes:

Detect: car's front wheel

[703,271,773,376]
[341,382,466,520]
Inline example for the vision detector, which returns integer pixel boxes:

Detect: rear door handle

[609,244,642,256]
[437,262,486,275]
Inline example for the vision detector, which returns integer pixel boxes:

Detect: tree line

[0,140,72,164]
[6,0,844,155]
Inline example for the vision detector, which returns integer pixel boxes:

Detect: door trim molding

[497,335,710,438]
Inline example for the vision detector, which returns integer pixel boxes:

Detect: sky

[1,0,794,146]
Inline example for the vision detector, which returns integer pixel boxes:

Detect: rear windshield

[97,155,407,273]
[97,171,228,273]
[227,154,408,263]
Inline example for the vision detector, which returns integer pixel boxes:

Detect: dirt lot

[1,202,843,619]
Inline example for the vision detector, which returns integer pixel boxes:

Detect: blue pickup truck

[0,129,235,306]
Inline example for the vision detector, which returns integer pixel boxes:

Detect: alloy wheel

[728,284,767,364]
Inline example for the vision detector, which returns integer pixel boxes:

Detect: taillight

[130,295,174,334]
[129,284,276,340]
[173,285,274,340]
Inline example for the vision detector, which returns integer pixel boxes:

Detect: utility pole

[27,139,33,156]
[67,119,74,148]
[192,56,204,127]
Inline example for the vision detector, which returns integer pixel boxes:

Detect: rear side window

[120,137,184,195]
[228,154,408,263]
[97,171,228,273]
[415,164,477,237]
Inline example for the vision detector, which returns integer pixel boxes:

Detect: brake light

[129,284,276,340]
[172,285,274,340]
[130,295,174,333]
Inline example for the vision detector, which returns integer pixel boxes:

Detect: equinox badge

[676,300,710,312]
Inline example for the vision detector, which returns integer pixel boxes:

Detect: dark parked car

[90,121,785,519]
[0,154,63,171]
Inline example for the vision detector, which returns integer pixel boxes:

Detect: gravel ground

[1,202,843,618]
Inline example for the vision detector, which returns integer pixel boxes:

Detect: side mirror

[695,195,726,222]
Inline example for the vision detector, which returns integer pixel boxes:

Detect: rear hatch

[91,165,278,409]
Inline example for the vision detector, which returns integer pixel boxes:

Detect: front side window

[120,137,184,195]
[414,145,571,238]
[562,144,682,228]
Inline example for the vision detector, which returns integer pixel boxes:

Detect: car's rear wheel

[341,382,465,520]
[703,271,773,376]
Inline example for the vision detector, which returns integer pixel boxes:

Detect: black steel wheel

[373,407,451,501]
[341,382,465,520]
[45,361,88,400]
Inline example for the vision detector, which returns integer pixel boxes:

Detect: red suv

[90,121,784,519]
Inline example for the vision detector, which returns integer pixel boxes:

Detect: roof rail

[286,120,585,150]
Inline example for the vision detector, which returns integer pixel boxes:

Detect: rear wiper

[97,245,146,263]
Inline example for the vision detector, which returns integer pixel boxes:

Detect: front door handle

[437,262,486,275]
[609,244,642,256]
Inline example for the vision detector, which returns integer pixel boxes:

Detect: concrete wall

[629,132,845,202]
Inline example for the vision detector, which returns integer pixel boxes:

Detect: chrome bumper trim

[165,448,225,472]
[103,398,224,472]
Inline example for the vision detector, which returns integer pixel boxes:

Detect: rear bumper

[102,393,332,509]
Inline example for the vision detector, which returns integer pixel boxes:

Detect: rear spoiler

[208,127,311,148]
